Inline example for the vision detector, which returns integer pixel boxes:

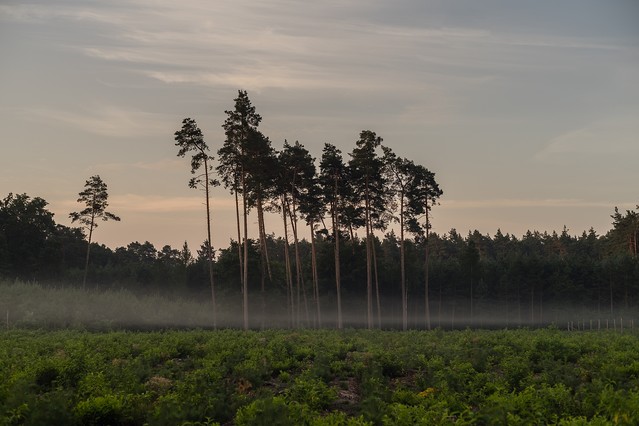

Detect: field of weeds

[2,327,639,425]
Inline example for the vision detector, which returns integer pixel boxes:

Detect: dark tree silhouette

[382,147,413,330]
[300,162,325,328]
[69,175,120,289]
[281,141,324,327]
[349,130,387,328]
[221,90,262,329]
[174,118,219,327]
[609,206,639,257]
[1,193,58,278]
[319,143,349,329]
[244,129,278,326]
[405,163,442,329]
[278,140,317,325]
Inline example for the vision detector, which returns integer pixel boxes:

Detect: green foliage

[74,394,127,426]
[287,374,337,410]
[2,327,639,424]
[234,396,310,426]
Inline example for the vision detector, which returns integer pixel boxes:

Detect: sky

[1,0,638,252]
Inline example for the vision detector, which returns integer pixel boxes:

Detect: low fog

[2,281,635,332]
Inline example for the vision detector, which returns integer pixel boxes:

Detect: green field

[2,327,639,425]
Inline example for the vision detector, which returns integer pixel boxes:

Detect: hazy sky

[1,0,638,251]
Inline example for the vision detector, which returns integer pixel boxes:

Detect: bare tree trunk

[289,197,307,326]
[333,199,343,329]
[82,211,95,290]
[257,200,267,329]
[257,198,272,281]
[204,160,217,329]
[400,197,407,330]
[365,194,373,329]
[235,189,243,297]
[310,223,321,327]
[282,197,294,327]
[300,273,310,327]
[372,234,382,328]
[242,170,249,330]
[348,224,356,254]
[424,219,431,330]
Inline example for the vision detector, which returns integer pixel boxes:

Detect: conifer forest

[2,91,638,330]
[3,92,639,426]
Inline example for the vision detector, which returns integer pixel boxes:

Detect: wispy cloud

[0,4,111,23]
[110,194,235,213]
[535,114,639,161]
[441,198,633,209]
[6,0,621,95]
[58,193,235,213]
[13,106,172,138]
[93,159,185,173]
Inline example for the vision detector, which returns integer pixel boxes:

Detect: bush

[74,394,128,426]
[234,396,310,426]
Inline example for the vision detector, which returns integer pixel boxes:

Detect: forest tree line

[1,91,638,329]
[1,192,638,329]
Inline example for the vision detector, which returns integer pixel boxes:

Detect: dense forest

[1,91,638,330]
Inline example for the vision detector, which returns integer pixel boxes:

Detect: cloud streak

[12,106,173,138]
[441,198,635,209]
[535,114,639,161]
[58,193,236,214]
[5,0,624,95]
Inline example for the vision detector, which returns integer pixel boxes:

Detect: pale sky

[1,0,638,251]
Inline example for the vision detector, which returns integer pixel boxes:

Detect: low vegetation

[2,325,639,425]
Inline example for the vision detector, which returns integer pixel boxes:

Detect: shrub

[234,396,310,426]
[287,375,337,410]
[74,394,128,426]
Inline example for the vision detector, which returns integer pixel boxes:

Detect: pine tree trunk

[289,197,306,326]
[82,213,95,290]
[372,234,382,328]
[235,189,243,297]
[257,197,272,281]
[257,197,269,329]
[424,223,431,330]
[365,184,373,329]
[204,160,217,329]
[242,169,249,330]
[333,198,343,329]
[282,196,295,327]
[310,223,321,327]
[400,196,407,330]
